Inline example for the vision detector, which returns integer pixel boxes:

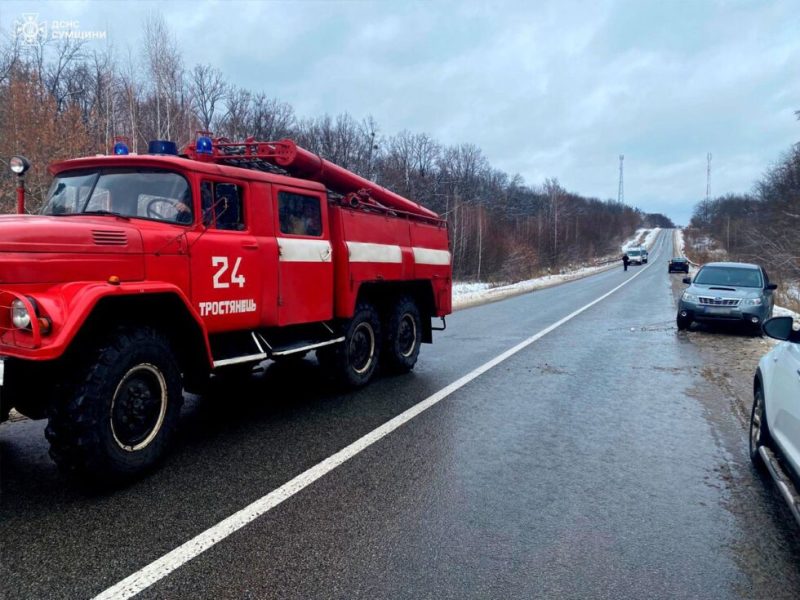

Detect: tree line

[0,14,659,282]
[688,121,799,285]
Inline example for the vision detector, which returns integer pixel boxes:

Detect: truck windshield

[627,250,640,256]
[694,266,763,288]
[42,169,193,225]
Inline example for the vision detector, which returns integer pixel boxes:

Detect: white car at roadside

[750,316,800,523]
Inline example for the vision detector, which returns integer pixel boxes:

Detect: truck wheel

[676,314,691,331]
[45,326,183,481]
[749,384,771,470]
[383,296,422,373]
[318,302,381,388]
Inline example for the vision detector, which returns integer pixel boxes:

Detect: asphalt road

[2,230,800,599]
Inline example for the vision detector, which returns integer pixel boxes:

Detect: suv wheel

[749,384,771,470]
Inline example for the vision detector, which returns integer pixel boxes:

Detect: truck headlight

[11,299,31,329]
[682,292,698,302]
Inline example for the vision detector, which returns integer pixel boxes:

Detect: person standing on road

[622,252,630,271]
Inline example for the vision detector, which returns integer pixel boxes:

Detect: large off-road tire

[749,384,772,470]
[45,326,183,481]
[383,296,422,373]
[317,302,381,388]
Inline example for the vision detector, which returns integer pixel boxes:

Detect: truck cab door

[187,180,263,333]
[273,187,333,326]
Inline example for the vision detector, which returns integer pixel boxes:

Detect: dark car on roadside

[677,262,776,333]
[668,257,690,273]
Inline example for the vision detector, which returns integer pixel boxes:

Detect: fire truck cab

[0,137,451,481]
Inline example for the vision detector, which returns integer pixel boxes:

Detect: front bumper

[678,301,769,325]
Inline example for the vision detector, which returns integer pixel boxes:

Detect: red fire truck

[0,136,451,480]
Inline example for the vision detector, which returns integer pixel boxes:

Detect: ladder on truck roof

[182,135,444,224]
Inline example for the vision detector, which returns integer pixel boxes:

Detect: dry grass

[776,288,800,314]
[683,228,800,314]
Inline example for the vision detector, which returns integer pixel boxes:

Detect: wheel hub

[398,314,417,358]
[350,323,375,374]
[751,394,763,450]
[110,364,168,452]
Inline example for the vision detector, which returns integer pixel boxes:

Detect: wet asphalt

[2,230,800,599]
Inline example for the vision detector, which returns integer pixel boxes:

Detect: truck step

[210,324,344,369]
[264,336,345,357]
[211,331,268,368]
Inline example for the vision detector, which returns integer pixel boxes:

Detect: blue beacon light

[196,136,213,155]
[113,141,129,155]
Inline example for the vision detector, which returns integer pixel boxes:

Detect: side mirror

[763,316,799,342]
[766,283,777,291]
[682,277,691,284]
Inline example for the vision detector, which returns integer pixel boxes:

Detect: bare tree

[0,32,20,86]
[219,86,252,140]
[250,94,295,140]
[143,13,184,140]
[190,64,227,131]
[116,45,141,151]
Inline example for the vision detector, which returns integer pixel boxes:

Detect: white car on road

[626,247,645,265]
[750,316,800,523]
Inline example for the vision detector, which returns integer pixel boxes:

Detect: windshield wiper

[64,210,131,220]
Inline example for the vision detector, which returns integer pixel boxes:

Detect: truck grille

[698,296,740,307]
[92,230,127,246]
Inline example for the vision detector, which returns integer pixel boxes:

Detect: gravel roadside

[668,273,777,428]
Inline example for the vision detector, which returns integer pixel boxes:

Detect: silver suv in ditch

[677,262,776,333]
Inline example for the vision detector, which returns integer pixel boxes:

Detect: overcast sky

[3,0,799,224]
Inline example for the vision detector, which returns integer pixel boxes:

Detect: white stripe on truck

[277,238,332,262]
[278,239,450,266]
[346,241,403,264]
[412,247,451,266]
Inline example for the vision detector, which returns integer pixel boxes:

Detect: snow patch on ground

[774,305,799,319]
[621,229,646,250]
[675,228,686,257]
[622,228,660,251]
[642,228,661,249]
[452,263,617,310]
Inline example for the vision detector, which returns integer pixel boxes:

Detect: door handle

[242,242,259,250]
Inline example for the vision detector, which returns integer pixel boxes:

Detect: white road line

[93,238,659,600]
